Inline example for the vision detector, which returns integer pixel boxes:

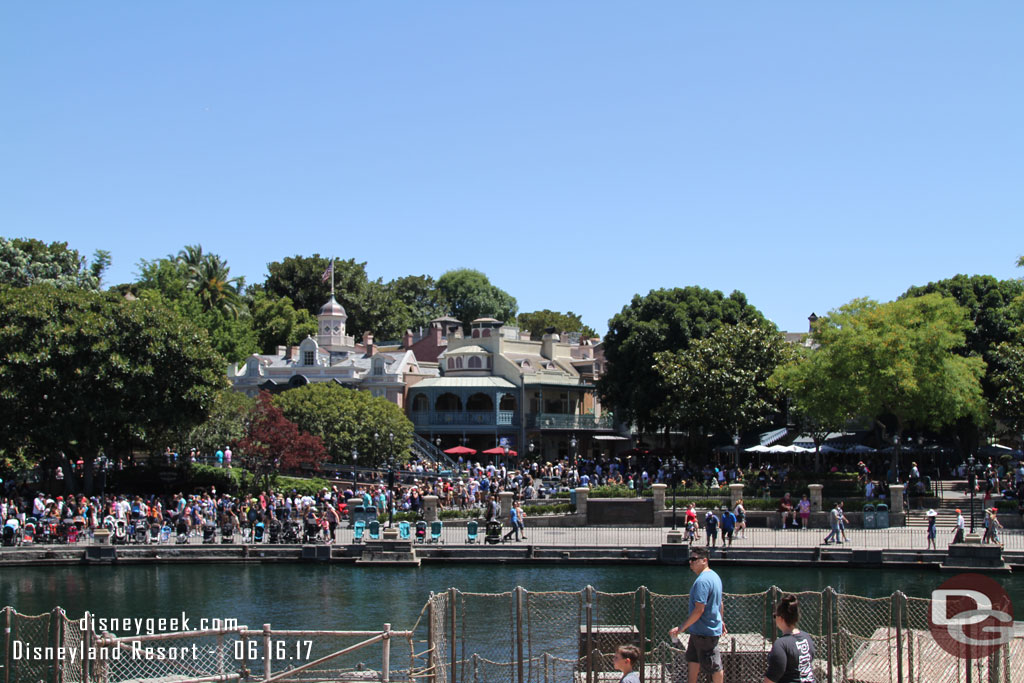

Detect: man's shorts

[684,634,723,672]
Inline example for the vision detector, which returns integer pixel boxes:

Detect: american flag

[321,261,333,283]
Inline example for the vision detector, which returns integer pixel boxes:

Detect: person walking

[734,499,747,539]
[926,509,937,550]
[503,502,521,542]
[764,593,816,683]
[704,509,719,548]
[952,508,965,544]
[822,502,842,545]
[720,507,736,547]
[669,547,724,683]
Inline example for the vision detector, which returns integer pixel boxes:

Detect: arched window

[468,356,482,369]
[435,393,462,412]
[498,394,517,411]
[447,358,454,369]
[412,394,429,412]
[456,357,463,369]
[466,393,494,412]
[482,328,491,337]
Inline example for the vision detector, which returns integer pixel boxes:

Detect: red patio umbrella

[482,447,517,457]
[444,445,477,456]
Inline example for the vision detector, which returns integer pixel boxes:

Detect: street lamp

[732,432,741,469]
[351,448,358,483]
[570,436,578,482]
[386,432,396,528]
[967,455,977,534]
[669,456,681,530]
[503,444,510,474]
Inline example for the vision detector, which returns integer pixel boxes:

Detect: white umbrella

[745,444,772,453]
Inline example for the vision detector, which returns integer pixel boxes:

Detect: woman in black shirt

[764,594,816,683]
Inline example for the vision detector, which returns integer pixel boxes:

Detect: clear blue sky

[3,3,1022,334]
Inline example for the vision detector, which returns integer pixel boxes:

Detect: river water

[5,564,1023,631]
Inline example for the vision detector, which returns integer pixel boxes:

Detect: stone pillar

[499,491,514,520]
[422,495,439,522]
[651,483,667,512]
[574,487,589,519]
[729,483,745,510]
[808,484,824,513]
[888,485,904,515]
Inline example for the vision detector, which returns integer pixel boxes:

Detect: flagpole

[330,256,335,298]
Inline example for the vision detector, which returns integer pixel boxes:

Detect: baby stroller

[485,520,503,545]
[268,519,282,544]
[253,521,265,543]
[112,519,129,545]
[175,519,190,544]
[220,523,234,544]
[283,520,301,544]
[22,520,36,544]
[2,521,21,547]
[159,523,173,543]
[303,520,320,544]
[133,520,148,545]
[148,523,162,544]
[242,525,253,544]
[415,520,427,544]
[64,521,80,544]
[202,523,217,544]
[685,520,697,543]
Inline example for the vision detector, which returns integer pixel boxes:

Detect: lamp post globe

[732,433,741,468]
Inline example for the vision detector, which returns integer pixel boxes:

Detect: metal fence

[2,589,1018,683]
[421,586,1019,683]
[0,607,419,683]
[15,523,1024,551]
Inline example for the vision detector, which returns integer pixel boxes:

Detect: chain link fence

[3,588,1020,683]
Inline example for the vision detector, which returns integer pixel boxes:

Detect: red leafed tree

[237,391,327,492]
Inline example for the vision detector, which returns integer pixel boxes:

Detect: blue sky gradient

[3,3,1022,334]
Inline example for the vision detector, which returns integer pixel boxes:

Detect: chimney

[277,345,287,357]
[403,329,413,348]
[363,332,375,356]
[808,313,819,333]
[541,327,560,360]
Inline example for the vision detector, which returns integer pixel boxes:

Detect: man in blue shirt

[669,546,724,683]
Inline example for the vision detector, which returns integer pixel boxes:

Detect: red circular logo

[929,573,1014,659]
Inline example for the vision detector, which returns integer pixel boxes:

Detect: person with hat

[988,507,1003,546]
[926,509,937,549]
[952,508,965,544]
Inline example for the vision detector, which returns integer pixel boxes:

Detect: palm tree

[185,253,245,318]
[176,244,205,270]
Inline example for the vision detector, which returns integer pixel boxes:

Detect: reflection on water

[3,564,1022,630]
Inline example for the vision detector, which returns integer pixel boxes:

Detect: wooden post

[825,587,834,683]
[894,592,904,683]
[427,593,436,683]
[449,588,457,683]
[515,586,524,683]
[585,586,594,683]
[637,587,647,683]
[263,623,272,682]
[382,622,391,683]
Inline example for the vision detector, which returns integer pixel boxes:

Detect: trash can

[875,503,889,529]
[570,490,577,508]
[862,504,876,529]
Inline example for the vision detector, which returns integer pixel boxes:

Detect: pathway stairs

[410,433,458,469]
[906,479,987,529]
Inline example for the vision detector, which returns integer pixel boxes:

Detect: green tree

[184,252,245,319]
[813,295,987,475]
[273,383,414,466]
[0,285,226,490]
[134,253,258,363]
[435,269,518,325]
[386,274,446,333]
[0,237,107,290]
[901,274,1024,398]
[517,310,597,340]
[655,322,790,457]
[991,342,1024,439]
[771,344,859,469]
[250,291,318,353]
[599,286,767,436]
[181,389,255,456]
[264,254,367,318]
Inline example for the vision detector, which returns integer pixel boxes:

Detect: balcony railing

[410,411,520,427]
[527,414,615,430]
